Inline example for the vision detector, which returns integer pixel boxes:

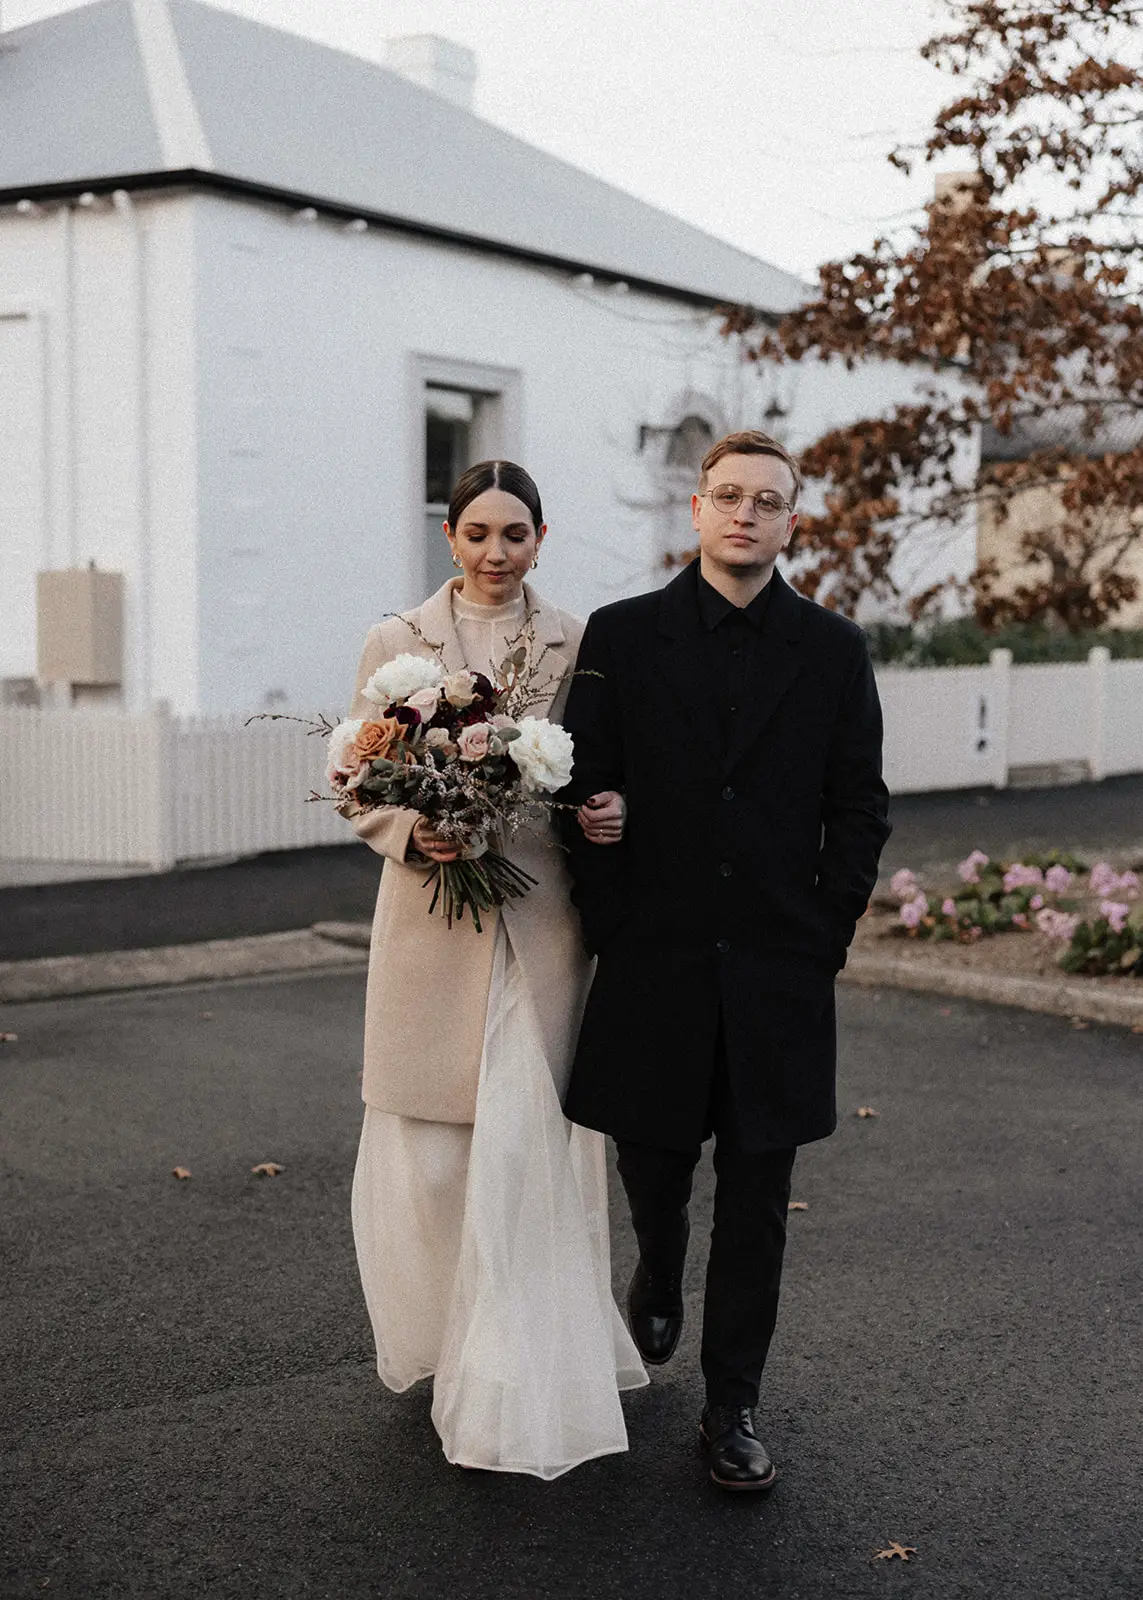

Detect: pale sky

[4,0,963,280]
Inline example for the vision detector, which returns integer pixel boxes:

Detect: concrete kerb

[0,921,1140,1030]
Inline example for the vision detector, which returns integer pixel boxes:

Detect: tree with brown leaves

[730,0,1143,629]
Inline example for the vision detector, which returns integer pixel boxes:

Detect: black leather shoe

[626,1260,684,1365]
[699,1405,777,1491]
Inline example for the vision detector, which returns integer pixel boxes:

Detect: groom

[562,430,891,1490]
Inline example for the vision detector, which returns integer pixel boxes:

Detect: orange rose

[355,716,403,764]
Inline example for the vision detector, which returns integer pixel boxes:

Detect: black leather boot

[626,1213,689,1365]
[699,1405,777,1491]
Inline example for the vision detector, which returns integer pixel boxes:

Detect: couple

[344,431,891,1487]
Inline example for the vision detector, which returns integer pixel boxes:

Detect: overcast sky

[5,0,964,280]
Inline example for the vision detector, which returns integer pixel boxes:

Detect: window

[414,359,521,595]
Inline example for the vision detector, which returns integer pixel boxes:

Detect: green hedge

[864,619,1143,666]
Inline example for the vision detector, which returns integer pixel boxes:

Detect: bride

[344,459,647,1478]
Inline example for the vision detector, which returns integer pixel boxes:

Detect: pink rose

[1012,913,1029,929]
[1030,894,1044,911]
[1044,865,1072,894]
[457,722,494,762]
[1100,900,1131,935]
[405,686,442,723]
[941,898,957,917]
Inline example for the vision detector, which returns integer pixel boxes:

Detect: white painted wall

[2,186,943,719]
[190,189,803,716]
[0,195,198,710]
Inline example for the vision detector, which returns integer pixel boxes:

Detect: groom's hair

[700,430,802,506]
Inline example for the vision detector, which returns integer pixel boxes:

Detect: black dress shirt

[696,570,774,746]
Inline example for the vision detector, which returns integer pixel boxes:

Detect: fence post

[1088,645,1110,782]
[148,700,177,871]
[987,648,1012,789]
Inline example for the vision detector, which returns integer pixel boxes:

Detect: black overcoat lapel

[722,570,805,777]
[655,562,721,712]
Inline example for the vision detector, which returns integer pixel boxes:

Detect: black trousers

[615,1037,796,1409]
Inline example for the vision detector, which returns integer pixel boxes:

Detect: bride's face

[445,488,546,606]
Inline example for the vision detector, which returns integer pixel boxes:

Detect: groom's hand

[576,791,626,845]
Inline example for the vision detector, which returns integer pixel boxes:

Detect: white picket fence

[1,648,1141,866]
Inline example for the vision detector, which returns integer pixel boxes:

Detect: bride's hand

[411,817,462,863]
[577,790,626,845]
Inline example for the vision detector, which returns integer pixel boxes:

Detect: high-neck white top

[450,586,528,679]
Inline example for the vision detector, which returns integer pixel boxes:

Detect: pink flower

[957,849,989,884]
[456,722,494,762]
[889,868,920,902]
[404,686,442,723]
[1044,865,1072,894]
[1036,907,1080,941]
[1092,865,1141,899]
[941,898,957,917]
[1030,894,1044,911]
[1100,900,1131,935]
[898,894,928,930]
[1003,864,1043,892]
[1012,913,1029,929]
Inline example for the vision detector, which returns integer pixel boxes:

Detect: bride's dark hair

[448,460,544,532]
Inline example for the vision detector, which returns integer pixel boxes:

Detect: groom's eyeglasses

[700,485,793,521]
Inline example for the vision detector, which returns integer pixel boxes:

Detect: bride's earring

[531,557,539,569]
[453,553,462,568]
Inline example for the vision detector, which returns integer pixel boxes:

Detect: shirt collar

[696,570,773,631]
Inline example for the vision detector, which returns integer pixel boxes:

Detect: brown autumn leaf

[873,1542,917,1563]
[937,1007,951,1017]
[171,1166,192,1180]
[1070,1017,1090,1030]
[856,1106,880,1119]
[251,1161,285,1177]
[0,1032,17,1044]
[787,1200,809,1212]
[1132,1023,1143,1034]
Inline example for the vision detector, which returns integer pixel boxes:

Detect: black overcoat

[558,563,891,1152]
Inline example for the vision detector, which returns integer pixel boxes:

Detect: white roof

[0,0,807,313]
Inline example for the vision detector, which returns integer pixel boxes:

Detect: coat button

[719,862,733,877]
[716,938,730,954]
[721,785,735,801]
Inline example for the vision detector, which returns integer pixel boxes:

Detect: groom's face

[691,451,798,577]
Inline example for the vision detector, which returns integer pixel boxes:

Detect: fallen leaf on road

[1131,1024,1143,1034]
[855,1106,880,1119]
[171,1167,192,1180]
[200,1011,214,1020]
[0,1032,17,1044]
[937,1007,951,1016]
[787,1200,809,1212]
[873,1542,916,1562]
[251,1162,285,1177]
[1070,1017,1089,1030]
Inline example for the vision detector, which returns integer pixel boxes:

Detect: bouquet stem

[422,851,539,932]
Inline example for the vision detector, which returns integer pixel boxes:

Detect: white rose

[325,718,364,785]
[442,669,479,709]
[425,727,453,749]
[361,652,445,706]
[510,717,574,793]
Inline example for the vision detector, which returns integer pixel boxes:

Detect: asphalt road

[2,773,1142,963]
[2,974,1139,1600]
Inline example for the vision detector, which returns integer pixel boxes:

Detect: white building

[0,0,965,719]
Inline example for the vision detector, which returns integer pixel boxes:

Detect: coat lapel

[402,579,570,716]
[722,569,806,778]
[656,562,722,713]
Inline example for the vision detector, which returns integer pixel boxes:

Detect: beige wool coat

[347,578,591,1124]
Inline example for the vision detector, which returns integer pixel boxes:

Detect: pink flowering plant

[887,850,1143,977]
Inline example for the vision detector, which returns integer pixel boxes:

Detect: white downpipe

[114,190,153,710]
[61,201,78,569]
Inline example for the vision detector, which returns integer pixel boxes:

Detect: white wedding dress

[351,921,648,1479]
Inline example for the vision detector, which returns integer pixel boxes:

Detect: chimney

[384,35,477,113]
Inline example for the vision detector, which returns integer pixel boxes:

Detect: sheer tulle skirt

[351,922,647,1480]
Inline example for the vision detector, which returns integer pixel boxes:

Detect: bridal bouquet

[326,643,574,930]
